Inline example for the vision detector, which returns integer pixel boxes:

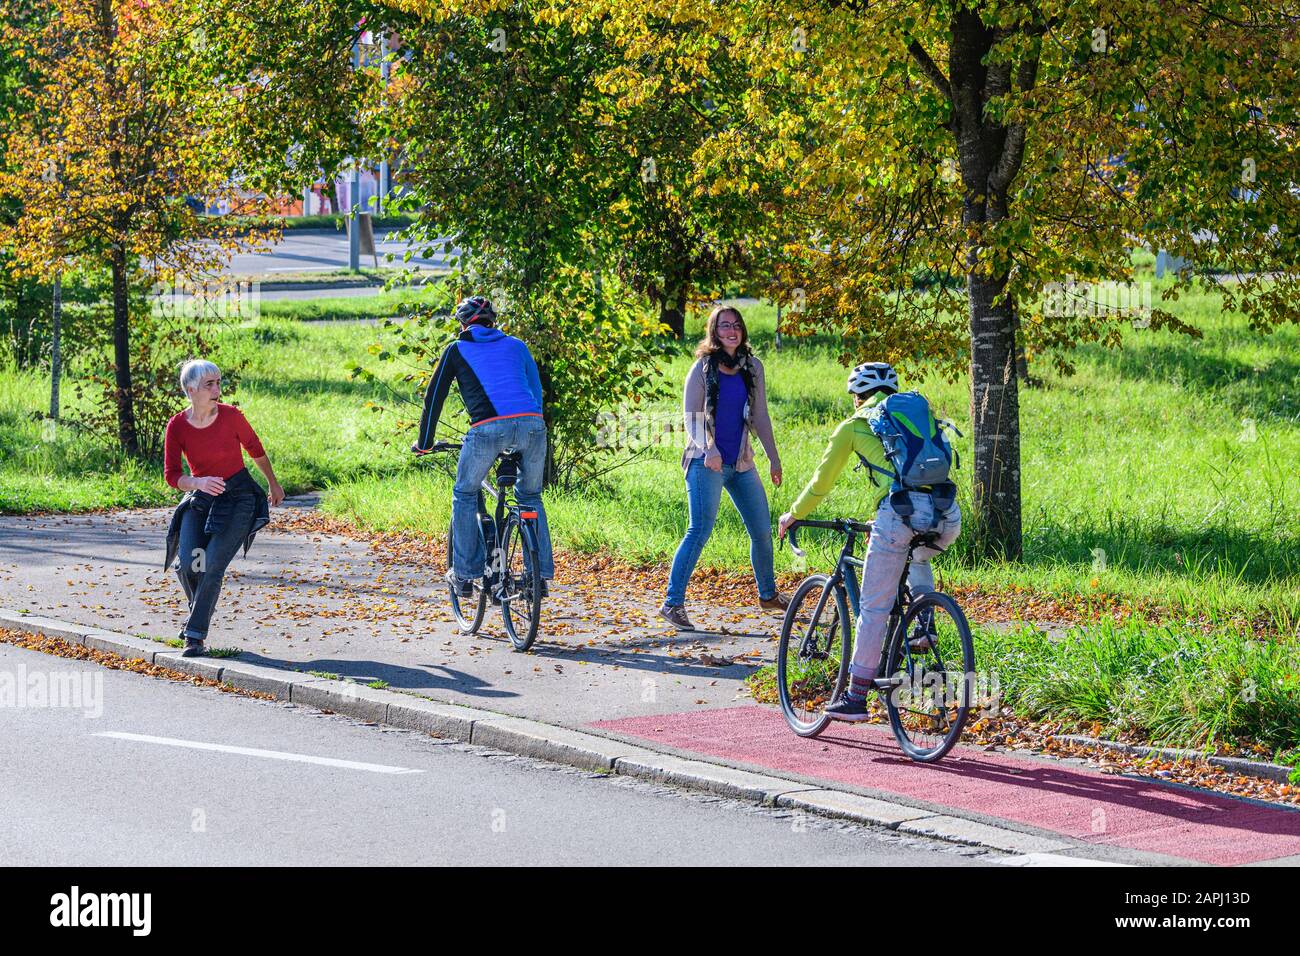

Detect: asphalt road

[0,642,989,866]
[0,503,791,727]
[225,230,451,276]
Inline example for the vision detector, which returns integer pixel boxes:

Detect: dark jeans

[175,491,257,640]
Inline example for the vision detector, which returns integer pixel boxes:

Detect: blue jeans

[452,416,554,581]
[666,458,777,606]
[175,491,257,640]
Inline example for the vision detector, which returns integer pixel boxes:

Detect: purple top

[714,371,748,466]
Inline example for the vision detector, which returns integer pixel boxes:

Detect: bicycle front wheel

[499,513,542,652]
[446,520,487,634]
[776,575,851,737]
[882,591,974,762]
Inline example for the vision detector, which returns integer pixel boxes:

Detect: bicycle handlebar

[783,518,873,559]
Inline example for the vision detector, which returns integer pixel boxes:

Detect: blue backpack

[858,392,961,528]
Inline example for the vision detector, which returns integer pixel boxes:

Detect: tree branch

[907,38,951,106]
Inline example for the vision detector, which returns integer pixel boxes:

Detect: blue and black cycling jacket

[414,325,544,450]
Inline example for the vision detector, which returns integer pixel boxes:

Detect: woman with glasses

[162,360,284,656]
[658,305,789,631]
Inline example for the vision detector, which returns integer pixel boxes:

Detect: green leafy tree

[373,5,672,485]
[0,0,50,371]
[0,0,276,456]
[560,0,1300,560]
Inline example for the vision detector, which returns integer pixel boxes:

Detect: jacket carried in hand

[163,468,270,571]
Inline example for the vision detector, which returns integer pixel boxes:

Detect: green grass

[2,273,1298,637]
[326,283,1300,634]
[229,212,419,232]
[246,267,440,286]
[749,615,1300,758]
[976,618,1300,757]
[207,646,243,658]
[258,284,449,324]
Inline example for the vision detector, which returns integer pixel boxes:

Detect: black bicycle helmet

[454,295,496,326]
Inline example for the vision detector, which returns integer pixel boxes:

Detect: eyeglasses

[717,322,742,331]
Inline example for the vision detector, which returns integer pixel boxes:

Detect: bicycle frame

[786,519,932,682]
[419,441,537,586]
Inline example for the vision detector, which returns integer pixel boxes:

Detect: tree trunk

[50,273,61,419]
[538,360,557,488]
[948,6,1030,560]
[1011,305,1030,384]
[967,261,1023,561]
[657,258,689,339]
[658,285,687,340]
[109,248,139,457]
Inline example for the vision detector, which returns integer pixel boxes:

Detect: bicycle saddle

[911,531,943,550]
[496,452,522,486]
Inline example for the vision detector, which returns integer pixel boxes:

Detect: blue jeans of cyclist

[452,416,554,581]
[850,491,961,680]
[666,457,778,606]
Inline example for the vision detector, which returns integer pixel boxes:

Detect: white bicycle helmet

[846,361,898,397]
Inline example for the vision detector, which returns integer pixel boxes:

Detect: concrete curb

[1054,734,1296,785]
[0,607,1163,859]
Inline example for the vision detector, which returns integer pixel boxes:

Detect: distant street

[225,229,454,277]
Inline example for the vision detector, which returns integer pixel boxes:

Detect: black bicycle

[776,518,974,762]
[420,441,544,652]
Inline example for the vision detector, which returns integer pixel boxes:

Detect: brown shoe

[657,602,694,631]
[759,592,790,612]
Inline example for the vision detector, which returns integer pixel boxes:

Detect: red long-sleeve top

[164,403,266,489]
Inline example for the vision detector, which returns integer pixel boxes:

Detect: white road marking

[94,732,423,774]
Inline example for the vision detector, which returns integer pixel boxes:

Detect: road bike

[777,518,974,762]
[421,441,544,651]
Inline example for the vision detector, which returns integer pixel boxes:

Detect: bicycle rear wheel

[499,513,542,652]
[882,591,974,762]
[776,575,851,737]
[446,520,487,634]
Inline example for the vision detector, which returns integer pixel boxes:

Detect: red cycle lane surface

[592,705,1300,866]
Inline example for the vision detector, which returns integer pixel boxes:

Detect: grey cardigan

[680,353,781,475]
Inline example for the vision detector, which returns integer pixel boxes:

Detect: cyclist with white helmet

[777,362,961,721]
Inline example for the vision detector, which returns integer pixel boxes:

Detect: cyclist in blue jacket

[412,296,553,596]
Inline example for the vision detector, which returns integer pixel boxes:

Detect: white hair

[178,359,221,396]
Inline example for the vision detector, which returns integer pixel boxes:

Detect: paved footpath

[3,498,1299,866]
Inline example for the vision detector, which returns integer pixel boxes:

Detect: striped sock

[845,673,875,702]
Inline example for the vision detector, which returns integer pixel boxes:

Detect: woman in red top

[164,359,284,657]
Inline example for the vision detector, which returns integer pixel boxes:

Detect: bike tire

[776,574,851,737]
[882,591,974,762]
[499,514,542,652]
[446,520,487,634]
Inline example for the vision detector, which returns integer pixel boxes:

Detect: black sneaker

[909,608,937,652]
[825,695,870,722]
[181,638,206,658]
[445,569,474,597]
[657,602,693,631]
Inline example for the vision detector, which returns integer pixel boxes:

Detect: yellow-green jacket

[789,394,892,521]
